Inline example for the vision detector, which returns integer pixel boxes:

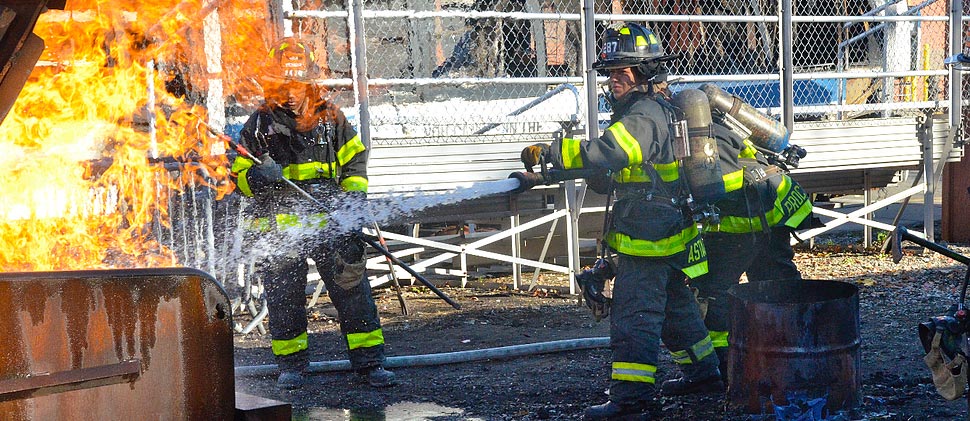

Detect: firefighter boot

[715,347,729,383]
[659,372,725,396]
[276,351,309,390]
[357,366,397,388]
[583,400,654,420]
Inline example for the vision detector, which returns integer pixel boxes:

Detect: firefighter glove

[520,143,550,172]
[576,258,614,322]
[248,154,284,185]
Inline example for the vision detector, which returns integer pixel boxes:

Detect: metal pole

[779,0,794,130]
[349,0,372,144]
[372,222,410,315]
[574,0,597,292]
[949,0,963,130]
[581,0,598,144]
[921,112,935,242]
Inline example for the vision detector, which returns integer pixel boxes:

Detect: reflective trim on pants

[710,330,729,349]
[272,331,309,356]
[670,335,716,365]
[347,328,385,350]
[611,361,657,383]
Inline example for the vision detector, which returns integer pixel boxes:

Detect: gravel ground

[232,231,970,420]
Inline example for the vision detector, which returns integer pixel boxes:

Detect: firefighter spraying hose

[508,23,724,419]
[203,121,460,311]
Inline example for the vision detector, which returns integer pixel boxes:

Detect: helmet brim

[592,53,681,70]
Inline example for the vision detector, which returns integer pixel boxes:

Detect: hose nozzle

[509,171,546,194]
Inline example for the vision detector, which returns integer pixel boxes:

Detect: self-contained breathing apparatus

[700,83,806,171]
[669,88,726,224]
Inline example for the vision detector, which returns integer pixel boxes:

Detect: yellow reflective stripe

[765,174,811,228]
[611,361,656,383]
[231,156,256,197]
[347,329,385,350]
[619,27,631,35]
[709,214,766,234]
[670,349,692,364]
[236,168,255,197]
[271,332,308,356]
[337,135,366,166]
[606,122,643,167]
[611,162,680,184]
[653,161,679,182]
[682,259,708,279]
[739,139,758,159]
[613,167,650,183]
[341,176,369,192]
[275,213,328,230]
[605,224,700,257]
[785,199,813,228]
[692,335,716,360]
[560,138,584,170]
[244,217,273,232]
[722,169,744,193]
[648,33,658,45]
[670,335,716,365]
[276,214,300,229]
[635,35,647,47]
[231,156,255,173]
[710,331,729,349]
[283,162,335,181]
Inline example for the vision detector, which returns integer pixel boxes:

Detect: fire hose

[507,167,601,194]
[234,337,609,376]
[204,124,461,310]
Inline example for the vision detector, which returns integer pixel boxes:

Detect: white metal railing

[268,0,969,291]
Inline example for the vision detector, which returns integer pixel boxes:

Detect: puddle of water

[294,401,485,421]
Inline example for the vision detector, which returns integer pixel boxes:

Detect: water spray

[202,122,461,310]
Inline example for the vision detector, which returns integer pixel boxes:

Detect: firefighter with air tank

[229,37,396,390]
[515,22,815,419]
[520,23,723,419]
[676,83,814,383]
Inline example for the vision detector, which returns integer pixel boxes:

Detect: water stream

[227,178,522,267]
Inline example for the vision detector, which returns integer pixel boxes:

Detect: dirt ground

[232,232,970,420]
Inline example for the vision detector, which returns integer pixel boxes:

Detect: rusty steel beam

[0,360,141,400]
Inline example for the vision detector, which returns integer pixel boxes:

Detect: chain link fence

[263,0,968,154]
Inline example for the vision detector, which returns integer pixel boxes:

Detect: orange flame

[0,1,271,271]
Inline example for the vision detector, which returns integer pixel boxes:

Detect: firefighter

[652,78,814,386]
[521,23,722,419]
[689,111,812,385]
[230,37,396,390]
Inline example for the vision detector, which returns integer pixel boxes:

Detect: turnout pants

[609,254,719,404]
[259,235,385,370]
[693,226,801,351]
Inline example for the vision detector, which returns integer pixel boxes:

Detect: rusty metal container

[0,268,235,420]
[727,279,860,414]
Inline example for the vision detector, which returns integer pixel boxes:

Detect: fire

[0,0,271,271]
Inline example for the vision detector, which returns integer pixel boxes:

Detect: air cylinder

[700,83,790,153]
[670,88,725,206]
